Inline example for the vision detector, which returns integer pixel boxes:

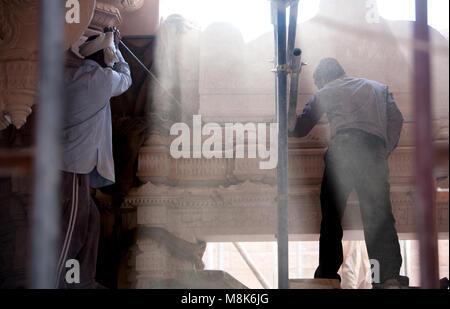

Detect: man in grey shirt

[290,58,408,288]
[57,28,132,288]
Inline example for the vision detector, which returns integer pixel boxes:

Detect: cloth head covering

[79,32,119,67]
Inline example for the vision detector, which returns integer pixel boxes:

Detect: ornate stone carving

[91,1,122,30]
[102,0,144,12]
[0,1,39,60]
[0,0,96,130]
[2,61,37,129]
[0,0,153,130]
[128,178,448,243]
[0,0,38,129]
[89,0,148,32]
[0,1,37,51]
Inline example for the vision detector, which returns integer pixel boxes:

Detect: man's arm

[386,88,404,156]
[108,48,132,97]
[103,27,133,97]
[289,95,324,138]
[89,48,132,103]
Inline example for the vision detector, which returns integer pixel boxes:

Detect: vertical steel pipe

[287,0,299,66]
[288,48,302,131]
[413,0,439,289]
[274,1,290,290]
[271,1,279,116]
[31,0,65,288]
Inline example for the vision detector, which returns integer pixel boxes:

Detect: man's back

[316,75,389,144]
[62,54,132,188]
[292,74,403,155]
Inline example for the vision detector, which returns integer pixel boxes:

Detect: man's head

[84,35,107,67]
[79,29,120,68]
[313,58,346,89]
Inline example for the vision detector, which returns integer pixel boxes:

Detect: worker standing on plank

[289,58,409,289]
[57,27,132,288]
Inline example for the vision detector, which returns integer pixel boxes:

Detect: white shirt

[62,50,132,188]
[293,76,404,155]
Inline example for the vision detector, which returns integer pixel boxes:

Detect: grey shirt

[291,75,404,155]
[62,49,132,188]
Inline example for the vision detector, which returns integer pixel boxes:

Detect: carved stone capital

[0,0,96,130]
[91,1,122,30]
[0,61,37,129]
[0,0,39,60]
[102,0,144,12]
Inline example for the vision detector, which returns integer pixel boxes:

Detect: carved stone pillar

[0,0,148,130]
[102,0,145,12]
[0,0,96,131]
[90,0,145,31]
[0,1,39,130]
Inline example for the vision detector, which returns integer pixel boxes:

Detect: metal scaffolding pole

[272,0,289,289]
[31,0,65,288]
[271,0,301,290]
[287,0,299,66]
[288,48,302,130]
[413,0,440,289]
[287,0,302,132]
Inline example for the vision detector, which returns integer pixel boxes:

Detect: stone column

[0,0,96,131]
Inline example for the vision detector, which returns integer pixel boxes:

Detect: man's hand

[104,27,121,47]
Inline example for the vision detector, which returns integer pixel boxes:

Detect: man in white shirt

[57,28,132,288]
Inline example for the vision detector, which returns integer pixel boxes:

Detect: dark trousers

[56,172,100,288]
[314,129,402,283]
